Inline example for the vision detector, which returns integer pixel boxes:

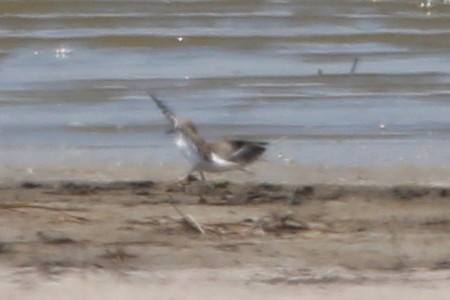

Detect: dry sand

[1,179,450,299]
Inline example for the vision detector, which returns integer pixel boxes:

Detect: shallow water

[0,0,450,181]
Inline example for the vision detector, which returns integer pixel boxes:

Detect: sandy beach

[1,179,449,299]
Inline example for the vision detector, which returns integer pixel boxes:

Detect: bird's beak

[166,127,175,135]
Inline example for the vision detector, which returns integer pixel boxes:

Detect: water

[1,0,450,183]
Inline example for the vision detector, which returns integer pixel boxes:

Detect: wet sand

[1,179,450,298]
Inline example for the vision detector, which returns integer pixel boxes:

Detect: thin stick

[171,204,205,234]
[0,203,87,212]
[350,57,359,74]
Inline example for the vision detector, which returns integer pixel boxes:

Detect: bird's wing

[149,93,179,128]
[210,140,267,164]
[150,93,212,162]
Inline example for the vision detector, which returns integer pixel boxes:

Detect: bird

[150,94,267,181]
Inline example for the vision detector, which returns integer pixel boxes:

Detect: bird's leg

[199,171,206,181]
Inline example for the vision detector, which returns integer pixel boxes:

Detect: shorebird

[150,94,267,181]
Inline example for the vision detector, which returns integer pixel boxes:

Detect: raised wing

[150,93,212,162]
[149,93,178,128]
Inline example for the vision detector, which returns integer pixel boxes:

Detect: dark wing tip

[148,93,165,111]
[228,140,267,164]
[148,93,177,127]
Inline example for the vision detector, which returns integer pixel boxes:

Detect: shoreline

[1,162,450,187]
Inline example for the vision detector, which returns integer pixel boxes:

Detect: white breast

[174,133,202,167]
[174,133,238,172]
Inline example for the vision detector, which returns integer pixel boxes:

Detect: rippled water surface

[1,0,450,181]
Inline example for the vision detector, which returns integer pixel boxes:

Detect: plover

[150,94,267,181]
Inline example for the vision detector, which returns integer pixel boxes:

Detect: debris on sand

[36,230,76,244]
[250,211,310,233]
[172,204,205,235]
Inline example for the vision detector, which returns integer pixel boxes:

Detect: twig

[171,204,205,234]
[0,203,87,212]
[350,57,359,74]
